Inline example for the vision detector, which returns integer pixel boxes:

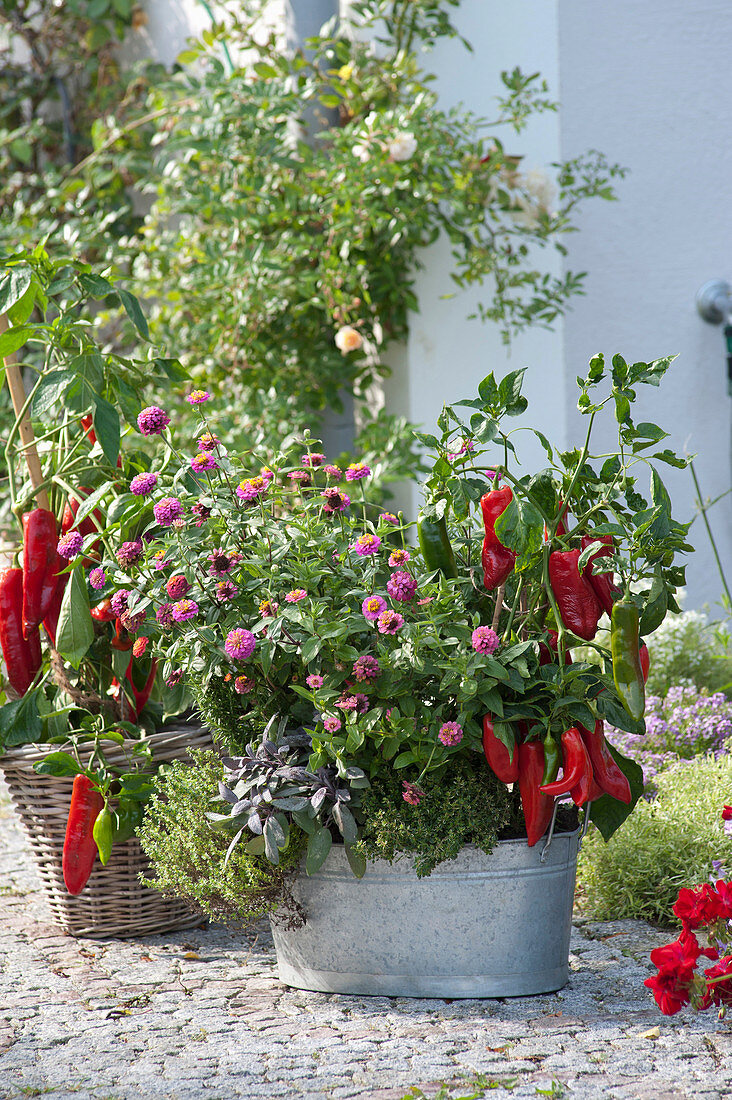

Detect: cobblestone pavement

[1,787,731,1100]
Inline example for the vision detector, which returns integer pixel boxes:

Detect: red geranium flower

[673,884,726,929]
[700,956,732,1009]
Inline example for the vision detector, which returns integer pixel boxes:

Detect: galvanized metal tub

[270,831,579,998]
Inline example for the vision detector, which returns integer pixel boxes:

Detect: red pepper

[42,571,67,647]
[0,568,42,696]
[572,770,604,806]
[578,719,631,804]
[62,774,104,895]
[548,549,602,641]
[540,726,592,798]
[482,715,519,783]
[128,658,158,718]
[21,508,59,638]
[480,486,516,590]
[81,415,122,468]
[639,642,650,684]
[91,598,116,623]
[111,618,134,650]
[518,740,555,847]
[538,629,572,667]
[80,415,96,445]
[580,534,619,616]
[113,656,158,720]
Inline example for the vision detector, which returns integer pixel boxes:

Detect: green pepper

[113,798,144,844]
[541,732,561,786]
[611,599,645,720]
[92,804,114,866]
[417,512,458,578]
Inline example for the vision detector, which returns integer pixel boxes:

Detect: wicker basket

[1,723,212,938]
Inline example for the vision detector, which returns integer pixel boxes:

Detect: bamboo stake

[0,313,49,512]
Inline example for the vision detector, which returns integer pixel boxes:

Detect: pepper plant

[0,250,191,891]
[94,352,690,884]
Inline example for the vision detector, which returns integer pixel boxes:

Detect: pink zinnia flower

[198,431,220,451]
[225,628,256,660]
[132,636,149,658]
[472,626,500,655]
[260,467,275,483]
[288,470,310,484]
[352,533,381,557]
[120,608,145,632]
[380,513,399,526]
[153,549,169,571]
[215,580,239,602]
[166,574,190,600]
[110,589,130,617]
[285,588,307,603]
[323,715,342,733]
[191,451,217,472]
[207,549,231,576]
[116,539,144,567]
[377,609,404,635]
[387,570,417,602]
[236,475,267,503]
[402,781,426,806]
[153,497,184,527]
[336,693,369,714]
[306,674,324,689]
[323,488,350,514]
[234,675,255,695]
[353,655,380,682]
[156,603,173,626]
[362,595,386,621]
[345,461,371,482]
[89,567,106,589]
[186,390,210,404]
[438,721,463,747]
[192,503,211,526]
[324,464,342,479]
[172,599,198,622]
[302,452,325,467]
[57,531,83,559]
[166,669,183,686]
[137,406,170,435]
[129,472,158,496]
[388,549,410,567]
[259,599,279,617]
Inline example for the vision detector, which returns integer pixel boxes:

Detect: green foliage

[138,750,307,923]
[645,609,732,698]
[577,755,732,925]
[355,758,520,876]
[0,0,154,259]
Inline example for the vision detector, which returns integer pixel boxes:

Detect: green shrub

[577,754,732,925]
[645,610,732,698]
[138,750,307,924]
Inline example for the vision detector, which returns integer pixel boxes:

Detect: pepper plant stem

[689,459,732,612]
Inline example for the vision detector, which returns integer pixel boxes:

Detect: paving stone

[3,781,732,1100]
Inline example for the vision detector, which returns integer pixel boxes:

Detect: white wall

[123,0,210,66]
[386,0,732,611]
[382,0,567,503]
[558,0,732,611]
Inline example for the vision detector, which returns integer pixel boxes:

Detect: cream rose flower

[335,326,364,354]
